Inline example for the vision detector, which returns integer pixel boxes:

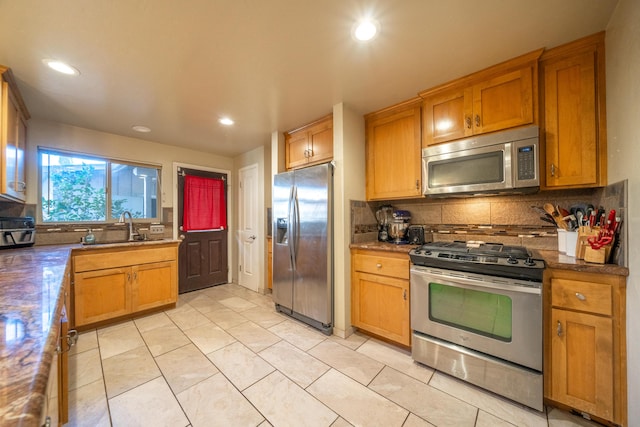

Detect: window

[40,149,161,223]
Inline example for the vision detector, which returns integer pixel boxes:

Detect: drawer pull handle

[575,292,586,301]
[557,320,563,337]
[376,263,382,269]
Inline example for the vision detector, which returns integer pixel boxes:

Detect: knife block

[584,244,613,264]
[575,226,600,260]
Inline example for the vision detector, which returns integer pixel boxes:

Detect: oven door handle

[412,268,541,295]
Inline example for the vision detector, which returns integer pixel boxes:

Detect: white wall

[332,103,366,337]
[26,119,234,210]
[605,0,639,420]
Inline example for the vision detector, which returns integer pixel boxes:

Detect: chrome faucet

[119,211,138,241]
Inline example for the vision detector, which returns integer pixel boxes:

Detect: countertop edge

[1,246,71,426]
[349,242,629,276]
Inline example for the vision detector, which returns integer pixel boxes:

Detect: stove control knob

[524,257,536,266]
[424,250,432,255]
[507,256,518,265]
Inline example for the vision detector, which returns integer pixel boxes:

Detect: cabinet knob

[376,263,382,269]
[465,116,472,129]
[475,114,481,127]
[557,320,563,337]
[575,292,586,301]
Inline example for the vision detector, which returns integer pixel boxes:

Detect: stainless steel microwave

[422,125,539,197]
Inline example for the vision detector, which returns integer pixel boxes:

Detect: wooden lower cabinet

[544,268,627,426]
[72,243,179,329]
[351,249,410,346]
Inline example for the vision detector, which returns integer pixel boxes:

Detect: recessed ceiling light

[353,19,378,41]
[132,125,151,133]
[219,117,234,126]
[42,59,80,75]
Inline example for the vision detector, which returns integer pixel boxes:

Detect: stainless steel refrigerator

[272,162,333,335]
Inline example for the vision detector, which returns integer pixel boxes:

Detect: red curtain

[183,175,227,231]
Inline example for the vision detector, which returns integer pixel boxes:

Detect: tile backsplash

[351,180,628,267]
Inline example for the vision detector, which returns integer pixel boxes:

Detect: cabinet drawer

[353,253,409,279]
[551,278,612,316]
[74,245,177,272]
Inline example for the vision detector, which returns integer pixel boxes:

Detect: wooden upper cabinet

[540,32,606,189]
[285,114,333,170]
[365,99,422,201]
[1,66,30,202]
[422,87,471,145]
[421,49,541,146]
[473,67,534,134]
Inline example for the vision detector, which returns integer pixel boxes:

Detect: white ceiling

[0,0,618,158]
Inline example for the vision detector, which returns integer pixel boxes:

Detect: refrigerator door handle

[287,185,295,270]
[291,185,299,270]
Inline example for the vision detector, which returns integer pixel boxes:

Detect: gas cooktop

[409,240,544,282]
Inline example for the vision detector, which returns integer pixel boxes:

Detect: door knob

[248,235,257,241]
[179,234,186,240]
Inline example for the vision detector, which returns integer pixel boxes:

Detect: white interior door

[238,164,259,292]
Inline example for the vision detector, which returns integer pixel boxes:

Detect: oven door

[410,265,542,371]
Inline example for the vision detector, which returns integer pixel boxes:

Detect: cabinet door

[307,120,333,166]
[422,87,472,146]
[132,261,177,312]
[351,271,410,346]
[74,267,130,327]
[473,67,534,134]
[543,51,598,188]
[551,308,614,420]
[2,82,25,201]
[366,104,422,200]
[285,131,309,170]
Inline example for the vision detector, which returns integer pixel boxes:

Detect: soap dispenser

[84,228,96,245]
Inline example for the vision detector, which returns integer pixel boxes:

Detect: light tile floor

[66,283,603,427]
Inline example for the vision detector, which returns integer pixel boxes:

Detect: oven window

[428,151,504,188]
[429,282,512,342]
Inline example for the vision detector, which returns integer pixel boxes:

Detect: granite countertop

[72,238,180,251]
[349,241,629,277]
[0,244,73,426]
[349,241,419,254]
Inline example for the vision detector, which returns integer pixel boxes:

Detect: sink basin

[81,238,170,246]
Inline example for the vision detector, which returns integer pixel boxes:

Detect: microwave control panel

[516,145,536,180]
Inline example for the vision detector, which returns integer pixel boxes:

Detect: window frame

[38,147,162,224]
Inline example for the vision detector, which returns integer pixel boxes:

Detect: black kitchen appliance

[0,216,36,248]
[406,225,425,245]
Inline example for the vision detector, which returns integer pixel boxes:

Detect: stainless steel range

[409,241,544,411]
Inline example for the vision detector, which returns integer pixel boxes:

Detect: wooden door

[351,271,410,346]
[422,87,472,146]
[542,51,597,187]
[307,119,333,165]
[285,131,309,169]
[366,102,422,200]
[472,67,534,134]
[133,261,177,311]
[74,267,130,326]
[551,308,614,419]
[178,167,229,293]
